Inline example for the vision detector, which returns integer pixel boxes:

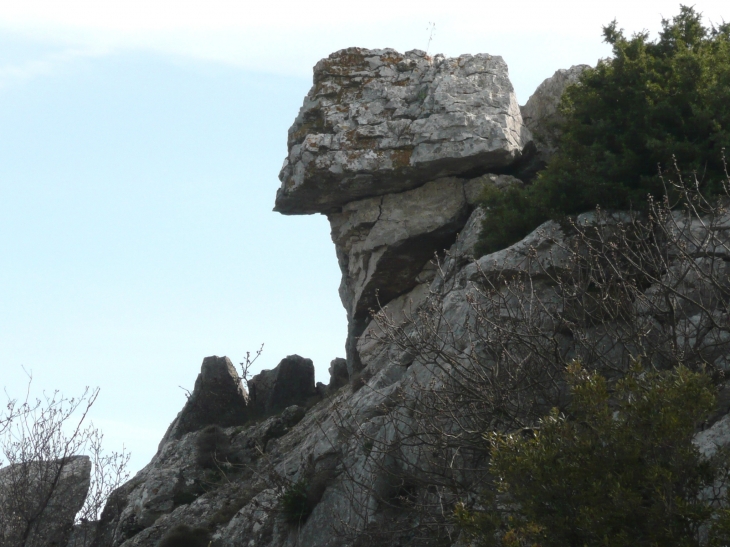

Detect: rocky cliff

[85,49,730,547]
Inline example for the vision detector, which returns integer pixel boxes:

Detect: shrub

[280,480,311,524]
[157,524,210,547]
[478,5,730,254]
[207,488,255,527]
[462,364,730,547]
[195,425,231,469]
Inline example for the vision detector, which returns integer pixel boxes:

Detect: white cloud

[0,0,727,96]
[0,44,108,88]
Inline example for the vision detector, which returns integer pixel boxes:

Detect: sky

[1,0,728,477]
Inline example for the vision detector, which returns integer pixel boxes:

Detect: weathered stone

[163,356,248,442]
[520,64,589,166]
[464,219,570,282]
[329,176,471,373]
[328,358,349,390]
[276,48,532,214]
[330,177,469,320]
[0,456,91,547]
[97,53,730,547]
[248,355,317,415]
[463,173,523,205]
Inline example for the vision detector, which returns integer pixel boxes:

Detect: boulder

[248,355,317,415]
[163,356,249,441]
[0,455,91,547]
[520,64,589,166]
[276,48,532,214]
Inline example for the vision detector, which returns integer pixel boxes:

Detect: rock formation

[275,47,534,373]
[162,356,249,443]
[520,64,589,167]
[276,48,532,215]
[84,47,730,547]
[0,455,91,547]
[248,355,317,416]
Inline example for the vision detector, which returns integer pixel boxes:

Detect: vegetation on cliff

[457,364,730,547]
[478,5,730,254]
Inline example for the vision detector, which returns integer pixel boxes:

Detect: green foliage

[478,5,730,255]
[157,524,210,547]
[462,363,730,547]
[280,480,311,524]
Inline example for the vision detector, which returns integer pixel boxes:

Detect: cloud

[0,1,727,96]
[0,43,108,88]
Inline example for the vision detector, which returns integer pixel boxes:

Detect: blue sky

[1,0,727,476]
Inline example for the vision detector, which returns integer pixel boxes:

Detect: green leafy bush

[478,5,730,255]
[459,363,730,547]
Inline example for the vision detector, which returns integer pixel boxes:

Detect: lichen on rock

[276,47,533,215]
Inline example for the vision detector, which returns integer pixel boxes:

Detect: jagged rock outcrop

[162,356,248,443]
[328,358,349,391]
[92,53,723,547]
[520,64,589,167]
[92,205,730,547]
[0,456,91,547]
[275,48,532,215]
[248,355,317,416]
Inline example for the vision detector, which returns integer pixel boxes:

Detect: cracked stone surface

[275,47,532,215]
[0,456,91,547]
[329,177,468,320]
[161,356,249,443]
[92,204,730,547]
[328,173,521,373]
[520,64,589,166]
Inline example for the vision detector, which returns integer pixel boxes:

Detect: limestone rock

[164,356,248,441]
[328,358,349,390]
[520,64,589,166]
[330,177,469,321]
[695,412,730,457]
[248,355,317,415]
[464,219,570,282]
[0,456,91,547]
[276,48,532,214]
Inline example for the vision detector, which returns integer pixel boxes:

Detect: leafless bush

[0,375,129,547]
[333,154,730,544]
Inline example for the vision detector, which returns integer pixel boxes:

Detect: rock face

[329,173,519,374]
[96,54,692,547]
[248,355,317,415]
[275,47,535,374]
[163,356,249,442]
[520,64,589,166]
[328,358,349,391]
[92,208,730,547]
[0,456,91,547]
[276,47,532,215]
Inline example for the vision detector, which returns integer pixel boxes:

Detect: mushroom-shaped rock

[249,355,317,416]
[165,356,249,441]
[276,47,532,214]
